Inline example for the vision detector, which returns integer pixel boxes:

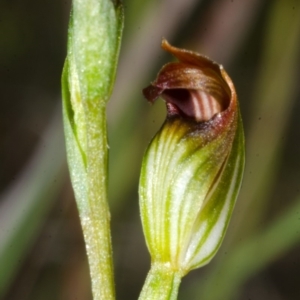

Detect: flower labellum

[139,40,245,275]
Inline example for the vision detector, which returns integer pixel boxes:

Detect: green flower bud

[139,40,245,274]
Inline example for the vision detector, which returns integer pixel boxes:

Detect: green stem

[62,61,116,299]
[138,263,182,300]
[63,0,123,298]
[80,109,115,300]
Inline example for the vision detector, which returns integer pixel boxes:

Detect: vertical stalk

[81,109,115,300]
[62,0,123,298]
[138,263,182,300]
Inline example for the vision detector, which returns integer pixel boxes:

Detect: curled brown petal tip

[143,40,236,123]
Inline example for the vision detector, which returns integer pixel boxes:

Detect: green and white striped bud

[139,40,245,277]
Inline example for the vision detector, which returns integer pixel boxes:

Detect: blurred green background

[1,0,300,299]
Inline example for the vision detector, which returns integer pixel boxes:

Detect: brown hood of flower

[143,39,237,128]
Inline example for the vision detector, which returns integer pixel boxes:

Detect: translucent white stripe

[191,91,221,122]
[183,152,242,268]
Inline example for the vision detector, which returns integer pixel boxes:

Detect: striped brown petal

[143,39,232,122]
